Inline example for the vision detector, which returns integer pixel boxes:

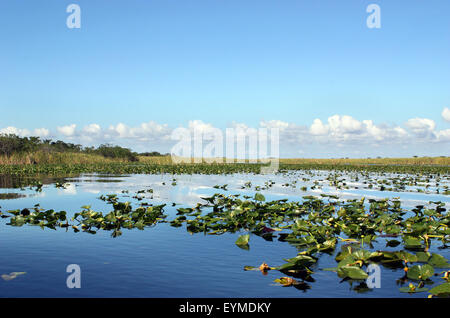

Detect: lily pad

[1,272,26,281]
[254,193,265,202]
[415,251,431,263]
[399,286,428,293]
[403,236,423,249]
[235,234,250,248]
[274,277,298,286]
[428,254,450,268]
[428,282,450,297]
[407,264,434,280]
[337,266,369,280]
[394,251,418,263]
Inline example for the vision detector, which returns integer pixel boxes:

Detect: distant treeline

[139,151,170,157]
[0,134,167,162]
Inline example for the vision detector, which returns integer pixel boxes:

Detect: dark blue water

[0,173,448,297]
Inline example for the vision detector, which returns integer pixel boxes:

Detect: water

[0,171,448,297]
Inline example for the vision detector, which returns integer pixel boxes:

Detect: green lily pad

[254,193,265,202]
[403,236,423,249]
[1,272,26,281]
[280,255,316,269]
[337,255,356,268]
[428,254,450,268]
[235,234,250,248]
[274,277,298,286]
[428,282,450,296]
[399,286,428,293]
[407,264,434,280]
[395,251,418,263]
[337,266,368,280]
[415,251,431,263]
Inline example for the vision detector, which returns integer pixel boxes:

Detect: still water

[0,172,448,297]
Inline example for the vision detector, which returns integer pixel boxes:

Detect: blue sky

[1,0,449,157]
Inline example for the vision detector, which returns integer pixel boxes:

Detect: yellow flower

[259,262,270,272]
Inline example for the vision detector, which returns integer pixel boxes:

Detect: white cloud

[260,120,290,131]
[362,120,385,140]
[305,115,413,145]
[33,128,50,137]
[138,121,170,136]
[328,115,363,134]
[393,126,408,137]
[83,124,101,134]
[0,126,49,138]
[405,118,436,137]
[229,122,249,131]
[435,129,450,141]
[260,120,308,144]
[1,110,449,157]
[106,121,168,138]
[108,123,129,138]
[57,124,77,137]
[442,107,450,122]
[0,126,30,136]
[187,120,216,134]
[310,119,329,136]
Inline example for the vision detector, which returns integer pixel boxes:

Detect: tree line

[0,134,167,162]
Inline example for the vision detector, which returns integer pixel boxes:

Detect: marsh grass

[0,151,131,165]
[280,157,450,166]
[1,151,448,166]
[0,152,449,178]
[131,156,450,166]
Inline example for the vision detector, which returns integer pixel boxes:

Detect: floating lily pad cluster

[6,205,68,229]
[262,169,449,195]
[167,193,450,297]
[1,190,449,297]
[72,195,167,237]
[2,196,167,238]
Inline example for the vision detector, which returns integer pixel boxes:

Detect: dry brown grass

[0,151,129,165]
[1,152,448,166]
[280,157,450,166]
[137,155,174,164]
[138,156,450,166]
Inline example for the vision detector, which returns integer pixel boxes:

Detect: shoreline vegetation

[0,134,449,175]
[2,152,450,166]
